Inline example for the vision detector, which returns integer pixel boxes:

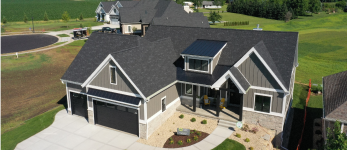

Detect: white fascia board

[213,43,227,59]
[87,85,142,98]
[234,47,288,92]
[177,81,211,88]
[60,79,83,85]
[211,70,246,94]
[180,54,213,59]
[250,86,285,93]
[95,2,101,13]
[116,1,123,7]
[81,54,146,99]
[108,5,116,14]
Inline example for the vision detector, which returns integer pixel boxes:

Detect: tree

[336,0,346,9]
[23,13,28,23]
[309,0,321,15]
[325,121,347,149]
[61,11,70,27]
[43,11,49,21]
[192,0,203,9]
[176,0,184,5]
[284,11,292,22]
[132,27,137,33]
[208,11,222,24]
[213,0,224,7]
[2,16,7,24]
[79,13,84,21]
[87,24,92,36]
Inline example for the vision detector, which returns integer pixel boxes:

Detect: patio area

[177,104,240,122]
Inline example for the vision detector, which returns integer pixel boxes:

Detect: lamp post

[32,17,35,33]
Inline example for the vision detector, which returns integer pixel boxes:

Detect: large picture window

[185,84,192,95]
[254,94,271,113]
[110,66,117,84]
[189,58,208,72]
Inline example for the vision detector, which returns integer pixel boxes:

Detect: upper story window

[189,58,208,72]
[254,94,271,113]
[110,66,117,84]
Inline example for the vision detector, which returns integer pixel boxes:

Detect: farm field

[1,0,103,22]
[1,18,103,33]
[1,40,86,134]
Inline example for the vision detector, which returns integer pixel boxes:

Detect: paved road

[16,110,234,150]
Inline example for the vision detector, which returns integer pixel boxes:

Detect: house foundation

[88,110,94,124]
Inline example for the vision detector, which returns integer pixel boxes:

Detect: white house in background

[183,1,194,6]
[95,1,139,25]
[183,2,194,13]
[201,1,221,8]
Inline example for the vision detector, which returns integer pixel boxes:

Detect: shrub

[169,140,174,144]
[249,147,254,150]
[193,129,196,133]
[251,127,259,134]
[194,135,199,141]
[191,118,196,122]
[202,120,207,124]
[179,114,184,119]
[23,13,28,23]
[285,11,292,22]
[2,16,7,24]
[190,131,195,134]
[336,1,346,9]
[43,11,49,21]
[196,131,201,136]
[187,138,191,143]
[79,13,84,20]
[311,85,322,93]
[241,124,249,132]
[245,138,250,142]
[169,137,173,141]
[177,140,183,145]
[236,133,241,138]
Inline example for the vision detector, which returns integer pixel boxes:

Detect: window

[162,97,166,112]
[254,94,271,113]
[188,58,208,72]
[128,26,131,33]
[186,84,192,95]
[110,66,116,84]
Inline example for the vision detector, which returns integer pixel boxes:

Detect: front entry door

[229,92,240,106]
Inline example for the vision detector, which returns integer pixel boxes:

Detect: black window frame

[188,58,208,72]
[254,94,271,113]
[110,66,117,84]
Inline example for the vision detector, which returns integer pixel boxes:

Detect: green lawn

[195,5,228,12]
[57,34,70,37]
[2,18,102,32]
[213,139,246,150]
[1,105,66,150]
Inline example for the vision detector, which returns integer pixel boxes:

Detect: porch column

[216,94,220,117]
[193,85,197,112]
[239,94,243,121]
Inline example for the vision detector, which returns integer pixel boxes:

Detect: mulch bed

[163,130,209,148]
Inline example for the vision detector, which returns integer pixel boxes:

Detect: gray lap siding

[243,88,284,113]
[147,83,181,119]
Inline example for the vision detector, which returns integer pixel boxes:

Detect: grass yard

[213,139,246,150]
[57,34,70,37]
[1,105,66,150]
[2,18,102,32]
[195,5,228,12]
[1,40,86,134]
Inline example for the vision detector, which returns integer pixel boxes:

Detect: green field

[1,0,103,22]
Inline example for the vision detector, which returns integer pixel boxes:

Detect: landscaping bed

[163,130,209,148]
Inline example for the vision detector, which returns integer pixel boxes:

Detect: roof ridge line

[111,45,140,54]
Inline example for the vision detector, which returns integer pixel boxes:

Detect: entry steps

[218,119,237,129]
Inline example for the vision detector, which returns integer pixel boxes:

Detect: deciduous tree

[61,11,70,27]
[309,0,321,15]
[213,0,224,7]
[325,121,347,150]
[79,13,83,20]
[208,11,222,24]
[23,13,28,23]
[2,16,7,24]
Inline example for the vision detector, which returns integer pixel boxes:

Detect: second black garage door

[94,100,138,135]
[71,92,88,118]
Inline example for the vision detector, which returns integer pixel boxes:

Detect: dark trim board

[93,100,139,136]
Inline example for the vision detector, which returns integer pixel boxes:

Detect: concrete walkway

[15,110,234,150]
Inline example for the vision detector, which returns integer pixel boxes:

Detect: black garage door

[71,92,88,118]
[94,100,138,135]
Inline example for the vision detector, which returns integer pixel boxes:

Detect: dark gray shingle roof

[230,67,250,92]
[144,25,298,89]
[88,88,141,105]
[202,1,213,5]
[181,39,226,57]
[101,1,117,13]
[323,71,347,122]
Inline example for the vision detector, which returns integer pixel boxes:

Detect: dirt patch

[163,131,209,148]
[137,111,218,147]
[229,123,276,150]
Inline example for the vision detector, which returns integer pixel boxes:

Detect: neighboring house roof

[62,25,298,98]
[101,1,117,13]
[119,0,209,27]
[119,1,140,7]
[181,39,226,57]
[323,70,347,122]
[88,88,142,106]
[202,1,214,5]
[100,1,139,14]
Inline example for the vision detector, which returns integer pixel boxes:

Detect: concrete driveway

[15,110,139,150]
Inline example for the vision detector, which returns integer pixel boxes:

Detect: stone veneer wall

[147,99,181,138]
[243,110,283,146]
[88,110,94,124]
[139,123,147,139]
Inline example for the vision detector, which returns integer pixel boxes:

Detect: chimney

[253,24,263,31]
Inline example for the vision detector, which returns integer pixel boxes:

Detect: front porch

[177,104,239,122]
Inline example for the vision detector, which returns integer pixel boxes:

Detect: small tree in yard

[87,24,92,36]
[79,13,84,21]
[213,0,224,8]
[43,11,49,21]
[309,0,321,15]
[285,11,292,22]
[208,11,222,24]
[2,16,7,24]
[325,121,347,150]
[23,13,28,23]
[62,11,70,28]
[132,27,137,33]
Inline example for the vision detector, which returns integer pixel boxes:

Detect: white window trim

[161,96,166,112]
[185,84,193,95]
[187,57,210,73]
[68,90,87,111]
[253,93,273,114]
[109,65,117,85]
[125,25,132,33]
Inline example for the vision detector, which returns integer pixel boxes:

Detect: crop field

[1,0,103,22]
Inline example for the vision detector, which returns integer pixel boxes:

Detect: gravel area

[229,123,276,150]
[137,111,218,147]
